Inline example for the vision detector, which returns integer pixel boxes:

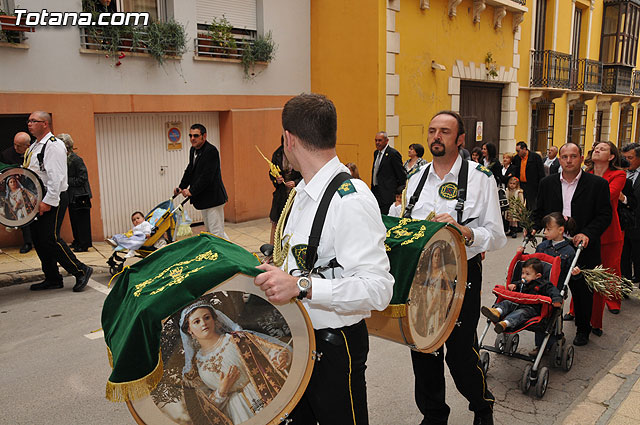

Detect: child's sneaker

[105,238,117,248]
[494,321,508,334]
[481,306,501,323]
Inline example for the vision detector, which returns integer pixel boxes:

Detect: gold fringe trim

[381,303,407,318]
[107,346,114,368]
[105,352,163,402]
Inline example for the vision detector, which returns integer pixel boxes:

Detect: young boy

[481,258,562,333]
[387,186,404,217]
[106,211,152,257]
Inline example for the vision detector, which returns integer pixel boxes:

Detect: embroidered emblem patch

[476,164,493,177]
[438,183,458,200]
[337,180,356,197]
[292,244,308,270]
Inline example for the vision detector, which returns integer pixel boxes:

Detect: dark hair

[522,257,543,275]
[395,185,405,196]
[621,156,631,168]
[559,142,583,156]
[190,123,207,135]
[409,143,425,158]
[471,147,482,160]
[622,142,640,157]
[282,93,337,150]
[132,211,144,220]
[585,141,621,171]
[345,162,360,179]
[542,212,577,236]
[483,142,497,162]
[180,305,217,334]
[432,110,465,138]
[516,141,528,150]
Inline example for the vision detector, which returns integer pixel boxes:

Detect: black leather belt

[315,319,366,346]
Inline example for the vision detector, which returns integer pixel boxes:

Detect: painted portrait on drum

[150,291,293,425]
[0,174,38,222]
[409,240,457,339]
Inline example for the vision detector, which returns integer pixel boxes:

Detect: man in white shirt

[544,145,560,176]
[371,131,405,214]
[254,93,394,424]
[405,111,506,425]
[25,111,93,292]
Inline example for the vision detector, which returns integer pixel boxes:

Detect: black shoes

[73,247,89,252]
[473,409,494,425]
[592,328,603,337]
[609,309,620,315]
[30,280,63,291]
[73,266,93,292]
[563,313,575,321]
[573,333,589,346]
[19,243,32,254]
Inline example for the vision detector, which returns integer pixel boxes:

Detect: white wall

[0,0,310,95]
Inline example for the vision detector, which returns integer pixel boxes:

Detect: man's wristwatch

[296,276,312,300]
[464,228,475,247]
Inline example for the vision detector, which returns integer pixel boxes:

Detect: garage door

[95,112,220,237]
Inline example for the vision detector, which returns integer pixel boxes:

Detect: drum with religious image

[366,216,467,353]
[101,234,315,425]
[0,165,44,228]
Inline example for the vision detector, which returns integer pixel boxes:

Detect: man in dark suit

[544,145,560,176]
[371,131,406,214]
[175,123,228,238]
[533,142,612,346]
[621,143,640,283]
[511,141,545,210]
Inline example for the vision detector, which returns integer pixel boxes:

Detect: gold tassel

[400,186,407,217]
[105,352,164,402]
[273,188,296,267]
[381,304,407,318]
[107,346,114,369]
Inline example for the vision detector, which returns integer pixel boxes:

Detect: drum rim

[0,167,45,228]
[126,275,316,425]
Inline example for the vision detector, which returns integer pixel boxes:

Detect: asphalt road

[1,237,638,425]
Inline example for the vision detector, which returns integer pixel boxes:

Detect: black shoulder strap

[403,164,431,218]
[36,138,52,172]
[455,159,469,224]
[305,172,352,271]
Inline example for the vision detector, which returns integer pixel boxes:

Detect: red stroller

[478,246,582,398]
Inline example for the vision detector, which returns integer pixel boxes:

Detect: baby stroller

[106,195,190,276]
[477,245,582,398]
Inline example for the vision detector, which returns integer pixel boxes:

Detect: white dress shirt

[560,170,582,218]
[405,156,507,258]
[25,132,68,207]
[280,156,394,329]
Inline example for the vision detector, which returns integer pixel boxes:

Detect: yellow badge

[438,183,458,200]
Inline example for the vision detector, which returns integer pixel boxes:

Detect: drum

[102,234,315,425]
[366,216,467,353]
[0,166,44,228]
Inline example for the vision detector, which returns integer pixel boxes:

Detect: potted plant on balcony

[485,52,498,79]
[241,31,276,79]
[206,16,236,57]
[146,19,187,66]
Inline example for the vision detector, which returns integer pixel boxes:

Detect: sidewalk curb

[0,266,109,288]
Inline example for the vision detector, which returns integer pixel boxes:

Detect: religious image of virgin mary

[179,300,292,425]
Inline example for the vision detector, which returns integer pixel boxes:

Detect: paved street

[1,226,640,424]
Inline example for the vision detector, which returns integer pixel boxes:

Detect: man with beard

[403,111,506,425]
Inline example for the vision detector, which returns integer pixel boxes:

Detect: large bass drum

[126,274,315,425]
[0,166,44,228]
[367,217,467,353]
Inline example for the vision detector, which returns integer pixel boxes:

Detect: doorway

[460,81,503,152]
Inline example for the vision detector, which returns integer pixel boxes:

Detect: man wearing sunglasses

[174,123,228,238]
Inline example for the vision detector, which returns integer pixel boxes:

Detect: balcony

[633,70,640,96]
[530,50,603,92]
[193,33,254,61]
[602,65,633,95]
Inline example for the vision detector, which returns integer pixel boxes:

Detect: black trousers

[621,234,640,281]
[410,255,493,425]
[569,274,593,335]
[69,206,92,249]
[371,186,392,215]
[289,319,369,425]
[21,225,32,245]
[30,191,86,282]
[520,182,537,211]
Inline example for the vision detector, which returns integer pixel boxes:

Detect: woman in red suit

[587,141,626,336]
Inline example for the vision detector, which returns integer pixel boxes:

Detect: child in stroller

[106,211,152,258]
[481,258,562,333]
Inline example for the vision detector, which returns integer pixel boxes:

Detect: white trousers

[201,204,228,239]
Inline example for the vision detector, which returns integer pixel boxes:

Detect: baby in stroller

[482,258,563,333]
[106,211,151,257]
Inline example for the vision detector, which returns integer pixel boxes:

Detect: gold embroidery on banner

[133,250,219,297]
[401,224,426,246]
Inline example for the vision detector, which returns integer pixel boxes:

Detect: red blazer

[589,168,625,245]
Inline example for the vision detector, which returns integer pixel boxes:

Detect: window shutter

[196,0,257,31]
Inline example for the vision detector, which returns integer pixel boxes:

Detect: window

[0,0,14,13]
[534,0,547,52]
[596,110,604,143]
[600,0,640,66]
[531,102,555,152]
[619,104,634,146]
[567,103,587,148]
[117,0,166,21]
[196,0,257,31]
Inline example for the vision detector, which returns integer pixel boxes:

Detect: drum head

[406,227,466,352]
[127,274,315,425]
[0,167,44,228]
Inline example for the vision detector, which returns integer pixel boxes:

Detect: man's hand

[255,263,300,304]
[571,266,581,276]
[173,187,181,196]
[573,233,589,248]
[181,188,192,198]
[276,176,284,184]
[285,181,295,189]
[552,301,562,308]
[433,213,473,241]
[38,201,51,215]
[524,228,536,237]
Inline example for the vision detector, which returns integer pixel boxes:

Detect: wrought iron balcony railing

[602,65,633,95]
[573,59,603,92]
[633,70,640,96]
[530,50,573,89]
